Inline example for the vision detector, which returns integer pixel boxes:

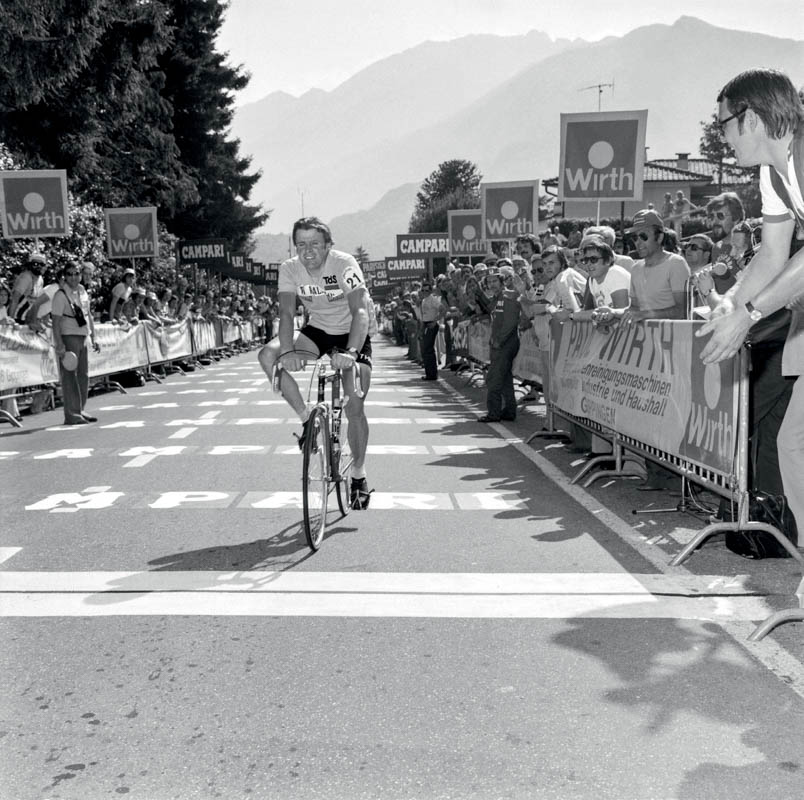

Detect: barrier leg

[575,441,645,487]
[525,404,571,443]
[0,408,22,428]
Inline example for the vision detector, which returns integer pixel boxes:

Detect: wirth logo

[105,207,157,259]
[448,210,487,256]
[559,111,647,201]
[481,181,539,239]
[0,170,70,239]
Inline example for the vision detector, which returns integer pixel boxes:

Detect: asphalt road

[2,337,804,800]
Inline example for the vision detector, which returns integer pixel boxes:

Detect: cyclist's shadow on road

[83,520,357,606]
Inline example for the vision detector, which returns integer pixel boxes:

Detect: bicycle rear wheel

[302,407,329,550]
[334,411,352,516]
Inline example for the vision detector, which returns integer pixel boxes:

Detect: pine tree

[699,113,736,191]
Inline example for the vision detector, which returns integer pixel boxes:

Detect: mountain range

[234,16,803,263]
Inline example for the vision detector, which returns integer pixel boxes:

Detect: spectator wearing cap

[51,260,101,425]
[110,268,136,321]
[418,280,444,380]
[622,209,690,326]
[8,252,46,323]
[478,261,525,422]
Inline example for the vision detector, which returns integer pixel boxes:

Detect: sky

[218,0,803,105]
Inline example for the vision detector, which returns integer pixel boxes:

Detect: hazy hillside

[238,17,803,257]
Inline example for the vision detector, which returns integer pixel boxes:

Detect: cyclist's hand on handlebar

[278,352,307,372]
[330,350,357,370]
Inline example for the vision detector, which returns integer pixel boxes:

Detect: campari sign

[0,169,70,239]
[558,110,648,201]
[105,207,158,259]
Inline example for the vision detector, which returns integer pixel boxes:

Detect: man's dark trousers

[486,333,519,419]
[421,321,439,379]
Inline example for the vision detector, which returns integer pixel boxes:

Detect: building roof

[543,157,754,190]
[648,158,755,185]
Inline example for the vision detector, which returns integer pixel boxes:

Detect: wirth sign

[396,233,449,258]
[481,180,539,239]
[0,170,70,238]
[385,257,426,280]
[447,209,487,257]
[558,110,648,201]
[104,207,157,259]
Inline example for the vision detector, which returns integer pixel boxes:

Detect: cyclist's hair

[515,233,540,252]
[292,216,333,246]
[717,69,804,139]
[706,192,745,222]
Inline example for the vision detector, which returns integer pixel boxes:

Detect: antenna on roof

[579,80,614,112]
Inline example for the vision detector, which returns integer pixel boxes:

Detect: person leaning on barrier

[109,267,135,321]
[478,262,526,423]
[696,68,804,541]
[571,236,631,326]
[9,252,46,323]
[621,210,690,325]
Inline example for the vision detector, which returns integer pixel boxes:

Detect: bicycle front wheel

[302,407,329,550]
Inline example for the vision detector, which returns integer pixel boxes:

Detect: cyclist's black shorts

[299,325,372,369]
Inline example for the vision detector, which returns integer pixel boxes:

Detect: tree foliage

[0,0,266,250]
[353,246,369,264]
[699,113,736,191]
[409,160,482,233]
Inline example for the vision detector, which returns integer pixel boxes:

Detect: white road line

[0,548,21,565]
[168,427,198,439]
[0,571,775,620]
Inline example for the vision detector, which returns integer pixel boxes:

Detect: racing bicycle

[273,349,362,550]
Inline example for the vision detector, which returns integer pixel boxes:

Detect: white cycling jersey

[278,249,366,335]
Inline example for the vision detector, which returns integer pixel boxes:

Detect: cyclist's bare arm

[346,286,370,350]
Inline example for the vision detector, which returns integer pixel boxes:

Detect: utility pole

[579,80,615,112]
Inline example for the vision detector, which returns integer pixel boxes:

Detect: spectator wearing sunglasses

[585,225,635,272]
[572,236,631,325]
[622,209,690,326]
[698,68,804,539]
[705,192,745,262]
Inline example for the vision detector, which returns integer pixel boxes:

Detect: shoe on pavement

[81,413,98,422]
[64,417,89,425]
[350,477,373,510]
[478,415,501,423]
[421,376,438,381]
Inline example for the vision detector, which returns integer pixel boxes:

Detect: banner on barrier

[550,320,738,474]
[512,328,543,385]
[452,320,469,356]
[192,320,217,353]
[0,326,58,391]
[467,319,491,364]
[142,320,193,364]
[88,323,149,378]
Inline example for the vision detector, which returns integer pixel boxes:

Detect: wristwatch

[744,301,763,322]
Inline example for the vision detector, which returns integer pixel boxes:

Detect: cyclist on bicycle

[258,216,373,509]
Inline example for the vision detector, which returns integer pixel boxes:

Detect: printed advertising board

[178,238,229,271]
[385,257,426,281]
[104,207,158,259]
[0,169,70,238]
[396,233,449,258]
[481,180,539,240]
[447,209,487,257]
[550,319,738,475]
[558,110,648,201]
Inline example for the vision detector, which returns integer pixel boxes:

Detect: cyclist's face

[295,229,331,270]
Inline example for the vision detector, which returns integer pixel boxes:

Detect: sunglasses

[707,210,729,221]
[65,271,80,276]
[580,256,602,265]
[637,232,653,241]
[683,243,709,252]
[716,106,748,132]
